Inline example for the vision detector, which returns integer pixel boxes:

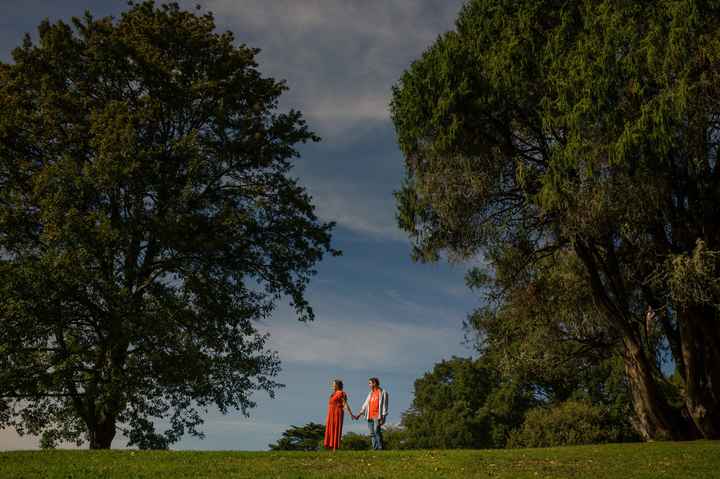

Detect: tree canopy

[391,0,720,440]
[0,1,337,449]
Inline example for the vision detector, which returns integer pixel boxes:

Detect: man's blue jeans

[367,419,383,450]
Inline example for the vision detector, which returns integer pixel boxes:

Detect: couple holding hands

[324,377,389,451]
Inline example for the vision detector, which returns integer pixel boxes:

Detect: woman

[324,379,354,451]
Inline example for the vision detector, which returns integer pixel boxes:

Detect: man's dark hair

[369,377,380,387]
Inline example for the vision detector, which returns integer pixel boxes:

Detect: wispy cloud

[269,318,463,370]
[186,0,465,140]
[305,178,406,241]
[263,291,471,372]
[197,0,467,242]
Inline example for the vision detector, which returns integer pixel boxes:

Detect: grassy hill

[1,440,718,478]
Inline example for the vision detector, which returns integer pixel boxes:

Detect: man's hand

[379,417,385,426]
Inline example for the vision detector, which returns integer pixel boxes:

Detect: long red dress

[324,390,346,450]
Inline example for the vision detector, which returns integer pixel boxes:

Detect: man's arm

[380,390,389,425]
[356,392,370,419]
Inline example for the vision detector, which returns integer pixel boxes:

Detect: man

[354,377,389,450]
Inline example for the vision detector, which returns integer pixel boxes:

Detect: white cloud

[174,0,468,241]
[182,0,465,140]
[306,179,406,241]
[264,308,468,372]
[302,95,392,139]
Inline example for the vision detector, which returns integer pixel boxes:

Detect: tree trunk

[88,415,117,449]
[573,238,703,441]
[622,334,699,440]
[679,305,720,438]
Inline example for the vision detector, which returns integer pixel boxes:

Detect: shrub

[382,425,411,450]
[342,432,371,450]
[269,423,325,451]
[508,400,614,448]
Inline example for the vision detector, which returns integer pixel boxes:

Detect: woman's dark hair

[369,377,380,387]
[333,379,344,390]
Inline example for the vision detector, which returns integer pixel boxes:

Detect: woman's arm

[343,398,354,417]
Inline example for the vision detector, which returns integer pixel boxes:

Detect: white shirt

[358,388,389,421]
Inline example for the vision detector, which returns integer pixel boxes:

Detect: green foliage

[400,251,638,450]
[268,423,325,451]
[341,432,371,451]
[401,357,535,449]
[467,251,615,396]
[400,353,634,449]
[660,240,720,308]
[508,400,625,448]
[466,251,638,441]
[391,0,720,439]
[0,1,337,449]
[381,425,410,450]
[39,433,56,450]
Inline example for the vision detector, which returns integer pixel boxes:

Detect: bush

[269,423,325,451]
[382,425,410,450]
[342,432,371,450]
[508,400,615,448]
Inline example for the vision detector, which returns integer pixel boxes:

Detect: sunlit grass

[0,440,717,478]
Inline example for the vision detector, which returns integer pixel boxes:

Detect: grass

[0,441,718,478]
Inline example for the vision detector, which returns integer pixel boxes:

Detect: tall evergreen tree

[391,0,720,439]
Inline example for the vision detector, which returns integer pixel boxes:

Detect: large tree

[0,2,337,449]
[391,0,720,440]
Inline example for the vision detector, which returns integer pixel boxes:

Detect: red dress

[324,390,346,450]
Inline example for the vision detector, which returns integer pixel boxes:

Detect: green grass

[0,441,718,478]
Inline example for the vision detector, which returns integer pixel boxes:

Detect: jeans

[367,419,383,450]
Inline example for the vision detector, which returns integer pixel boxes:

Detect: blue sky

[0,0,477,450]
